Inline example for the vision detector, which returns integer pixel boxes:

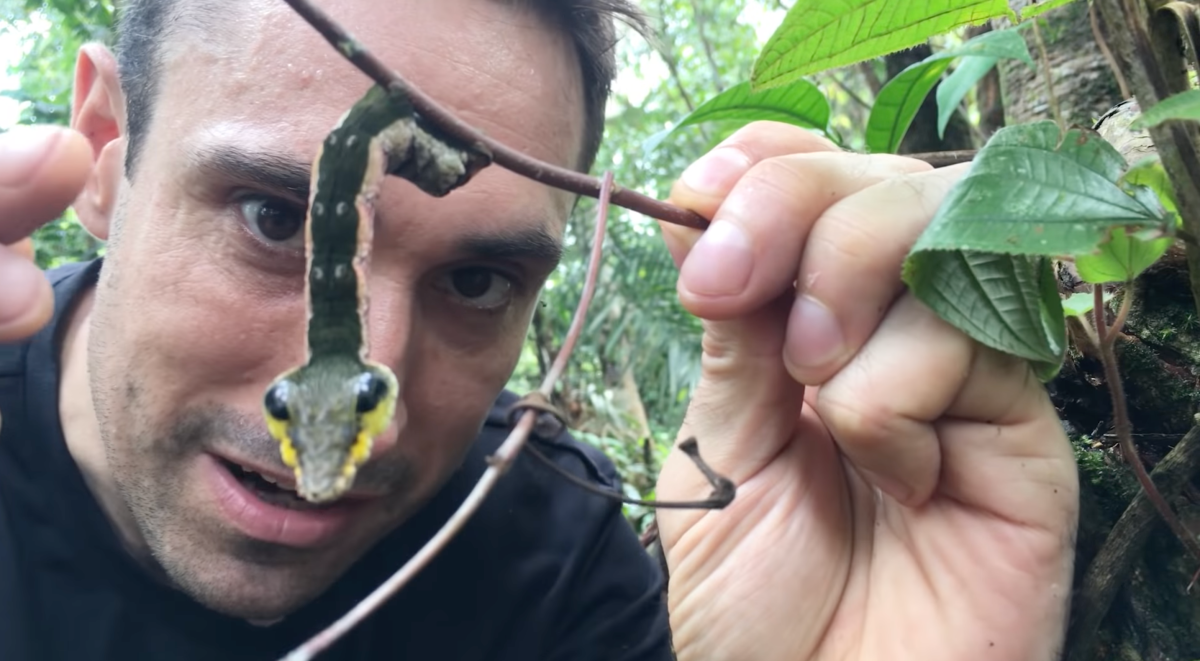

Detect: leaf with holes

[751,0,1014,90]
[642,79,830,153]
[903,252,1065,380]
[911,121,1173,256]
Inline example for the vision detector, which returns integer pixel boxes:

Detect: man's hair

[114,0,643,177]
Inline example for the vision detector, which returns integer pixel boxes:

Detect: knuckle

[817,384,910,450]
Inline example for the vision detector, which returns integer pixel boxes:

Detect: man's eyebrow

[456,226,564,265]
[192,145,311,200]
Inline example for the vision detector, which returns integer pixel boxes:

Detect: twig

[829,72,872,111]
[279,0,709,230]
[1093,285,1200,570]
[902,149,976,168]
[280,0,978,233]
[524,437,735,509]
[1090,1,1131,99]
[1031,19,1065,132]
[281,173,618,661]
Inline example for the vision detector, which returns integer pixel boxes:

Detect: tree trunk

[996,1,1124,127]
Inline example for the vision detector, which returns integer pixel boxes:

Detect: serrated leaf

[1020,0,1079,19]
[937,56,998,139]
[642,79,830,153]
[903,251,1065,380]
[1075,227,1171,283]
[751,0,1014,91]
[913,121,1173,256]
[1130,89,1200,129]
[937,27,1035,66]
[867,58,952,153]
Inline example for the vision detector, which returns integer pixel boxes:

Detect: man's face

[86,0,582,619]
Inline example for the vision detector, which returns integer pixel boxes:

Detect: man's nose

[360,277,414,461]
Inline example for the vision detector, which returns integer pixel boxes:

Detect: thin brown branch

[279,0,709,229]
[687,0,726,94]
[524,437,734,509]
[1090,1,1131,99]
[902,149,977,168]
[1093,286,1200,568]
[829,72,872,111]
[281,173,617,661]
[1031,19,1064,132]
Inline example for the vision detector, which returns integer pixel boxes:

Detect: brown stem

[279,0,709,229]
[1090,1,1131,99]
[280,0,977,233]
[281,173,617,661]
[1093,285,1200,566]
[1031,19,1064,132]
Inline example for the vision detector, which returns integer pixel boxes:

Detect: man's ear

[70,42,126,242]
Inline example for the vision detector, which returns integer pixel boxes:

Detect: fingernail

[0,258,44,325]
[680,147,751,198]
[0,125,62,188]
[680,221,752,296]
[785,295,845,370]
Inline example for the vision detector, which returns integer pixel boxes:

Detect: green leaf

[1075,227,1171,284]
[1121,155,1179,219]
[1062,290,1110,317]
[869,28,1033,153]
[867,58,952,153]
[642,79,830,153]
[912,121,1174,257]
[751,0,1014,90]
[1130,89,1200,129]
[936,56,998,139]
[937,27,1035,66]
[1019,0,1079,19]
[903,252,1065,380]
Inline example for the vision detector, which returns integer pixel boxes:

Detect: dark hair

[113,0,644,176]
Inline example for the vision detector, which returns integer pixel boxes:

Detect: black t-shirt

[0,260,672,661]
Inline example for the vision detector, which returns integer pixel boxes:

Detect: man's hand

[0,125,92,342]
[655,122,1078,661]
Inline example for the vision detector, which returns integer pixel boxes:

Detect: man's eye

[239,195,305,249]
[439,267,514,310]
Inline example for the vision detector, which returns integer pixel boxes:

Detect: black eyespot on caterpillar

[355,372,390,414]
[264,382,291,421]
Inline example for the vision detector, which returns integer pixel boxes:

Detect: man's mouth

[217,457,330,511]
[203,453,366,548]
